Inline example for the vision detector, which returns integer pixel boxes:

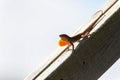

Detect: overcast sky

[0,0,120,80]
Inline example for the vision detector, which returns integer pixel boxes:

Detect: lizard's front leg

[70,42,74,52]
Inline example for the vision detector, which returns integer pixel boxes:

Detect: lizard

[58,10,104,52]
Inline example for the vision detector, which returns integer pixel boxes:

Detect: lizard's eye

[58,39,69,46]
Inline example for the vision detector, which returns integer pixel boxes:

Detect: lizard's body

[59,10,103,52]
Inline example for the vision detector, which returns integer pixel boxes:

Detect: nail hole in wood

[83,61,85,64]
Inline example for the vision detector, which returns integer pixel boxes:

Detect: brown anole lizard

[59,10,104,52]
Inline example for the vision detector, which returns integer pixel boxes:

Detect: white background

[0,0,120,80]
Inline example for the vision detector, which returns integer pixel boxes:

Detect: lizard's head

[58,34,70,46]
[59,34,70,41]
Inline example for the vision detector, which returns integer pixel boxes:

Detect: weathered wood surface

[44,6,120,80]
[25,0,120,80]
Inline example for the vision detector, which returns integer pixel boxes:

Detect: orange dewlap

[58,39,69,46]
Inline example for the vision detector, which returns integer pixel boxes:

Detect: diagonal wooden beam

[25,0,120,80]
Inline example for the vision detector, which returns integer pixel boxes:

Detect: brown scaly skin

[59,33,83,52]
